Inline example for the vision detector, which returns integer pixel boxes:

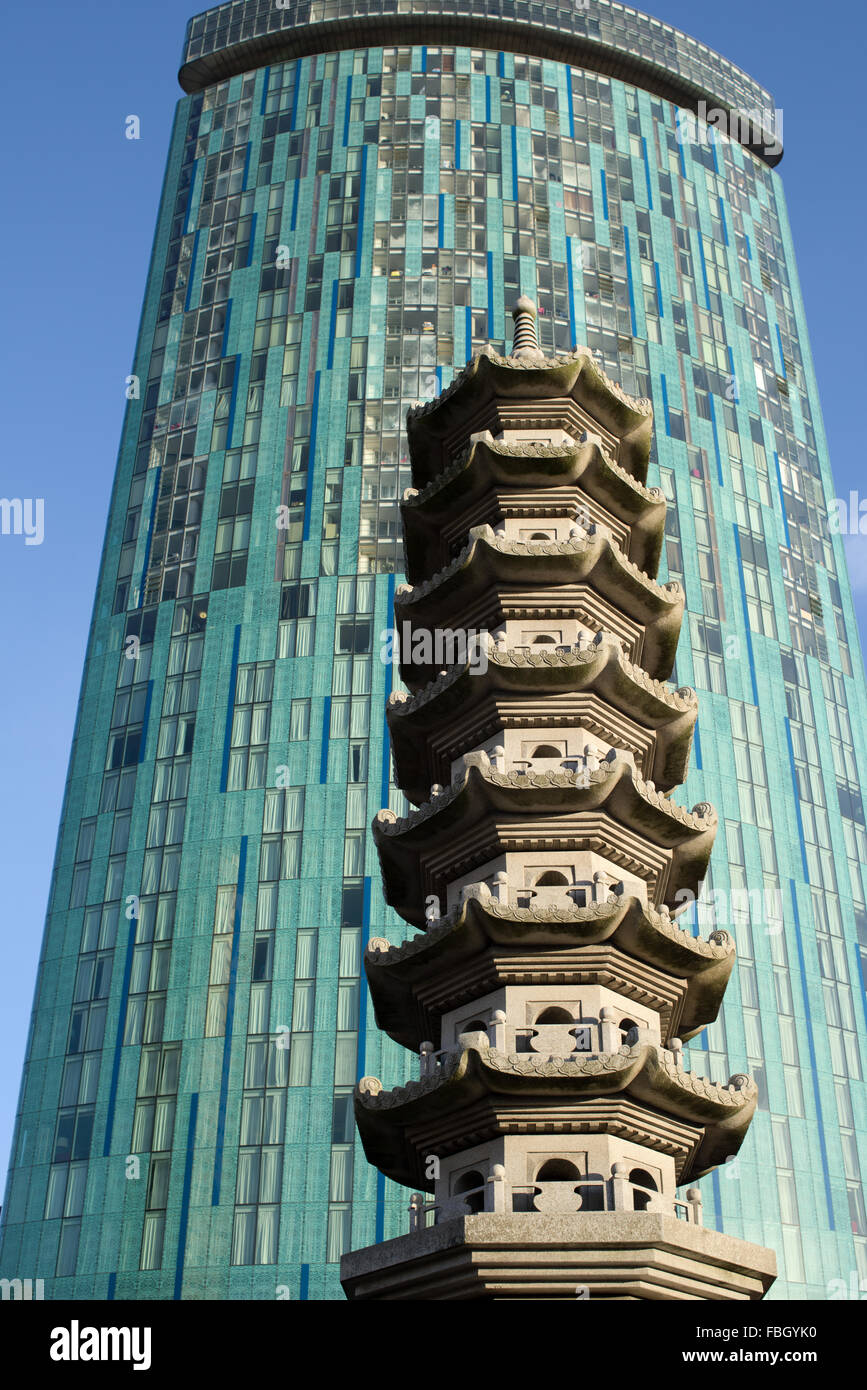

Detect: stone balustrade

[408,1171,703,1231]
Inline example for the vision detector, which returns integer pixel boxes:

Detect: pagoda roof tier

[406,344,653,489]
[373,753,717,927]
[400,431,666,582]
[387,633,698,802]
[394,525,683,685]
[354,1041,756,1191]
[363,894,734,1051]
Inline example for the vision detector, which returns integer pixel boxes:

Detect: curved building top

[180,0,781,164]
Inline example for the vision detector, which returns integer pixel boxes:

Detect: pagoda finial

[511,295,542,360]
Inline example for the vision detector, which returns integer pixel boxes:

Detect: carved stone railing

[407,1172,704,1231]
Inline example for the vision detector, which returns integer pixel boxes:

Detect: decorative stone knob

[365,936,391,957]
[511,296,544,362]
[358,1076,382,1096]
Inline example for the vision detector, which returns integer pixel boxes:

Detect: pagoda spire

[511,294,543,361]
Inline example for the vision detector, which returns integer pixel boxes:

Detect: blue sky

[1,0,865,1196]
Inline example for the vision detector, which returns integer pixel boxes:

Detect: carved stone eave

[364,894,734,1051]
[387,638,698,801]
[406,345,653,488]
[400,433,666,581]
[394,526,684,683]
[373,757,717,927]
[354,1043,756,1191]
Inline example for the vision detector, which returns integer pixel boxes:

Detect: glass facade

[0,1,865,1300]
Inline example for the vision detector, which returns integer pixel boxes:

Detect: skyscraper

[1,0,864,1302]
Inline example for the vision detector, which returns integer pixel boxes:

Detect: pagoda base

[340,1212,776,1300]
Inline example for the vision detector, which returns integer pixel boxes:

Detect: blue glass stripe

[455,119,461,170]
[641,137,653,210]
[854,942,867,1032]
[436,366,442,393]
[693,719,702,770]
[653,260,664,317]
[726,345,737,391]
[421,46,427,74]
[327,279,339,369]
[241,142,252,192]
[708,395,724,487]
[696,236,711,309]
[290,178,300,232]
[107,1272,116,1300]
[375,1170,386,1243]
[211,837,247,1206]
[220,301,233,358]
[510,125,518,200]
[783,718,811,880]
[774,451,791,547]
[566,235,576,342]
[174,1091,199,1299]
[623,225,638,336]
[718,196,729,246]
[225,356,240,447]
[138,680,154,765]
[660,372,671,435]
[775,323,787,378]
[487,251,494,335]
[220,625,242,793]
[343,75,352,146]
[498,52,505,78]
[711,1168,722,1232]
[182,159,197,235]
[356,875,373,1081]
[485,76,491,123]
[745,233,752,261]
[731,526,760,705]
[354,146,368,279]
[677,132,686,179]
[290,70,300,130]
[184,228,201,312]
[381,573,396,810]
[260,66,270,116]
[600,168,609,221]
[137,465,161,608]
[302,372,321,541]
[246,212,257,269]
[102,919,137,1156]
[567,68,575,139]
[438,193,444,248]
[320,696,331,783]
[789,881,836,1228]
[299,1263,309,1299]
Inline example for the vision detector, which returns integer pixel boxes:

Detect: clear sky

[1,0,865,1198]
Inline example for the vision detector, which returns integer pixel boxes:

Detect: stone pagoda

[340,300,776,1300]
